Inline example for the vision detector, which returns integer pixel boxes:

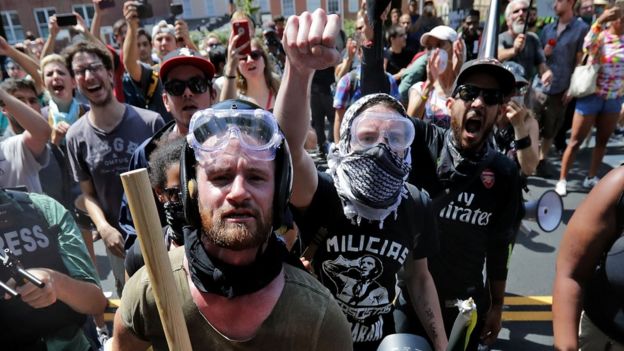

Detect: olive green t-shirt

[120,247,352,350]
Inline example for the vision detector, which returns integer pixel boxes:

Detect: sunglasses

[453,84,504,105]
[164,76,209,96]
[248,50,263,61]
[163,187,181,202]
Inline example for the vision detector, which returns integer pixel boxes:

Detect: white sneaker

[582,176,599,189]
[555,179,567,196]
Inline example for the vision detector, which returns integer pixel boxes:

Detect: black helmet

[180,99,293,230]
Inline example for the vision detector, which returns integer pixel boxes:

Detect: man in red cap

[118,47,217,252]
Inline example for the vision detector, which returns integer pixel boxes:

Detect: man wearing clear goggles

[187,108,284,164]
[275,9,447,351]
[113,99,353,350]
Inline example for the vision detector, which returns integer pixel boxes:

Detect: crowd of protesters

[0,0,622,350]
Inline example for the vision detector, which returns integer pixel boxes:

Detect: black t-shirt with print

[408,119,522,299]
[292,172,438,350]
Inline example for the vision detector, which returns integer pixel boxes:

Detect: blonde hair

[39,54,68,80]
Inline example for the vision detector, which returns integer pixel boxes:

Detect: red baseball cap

[159,48,215,83]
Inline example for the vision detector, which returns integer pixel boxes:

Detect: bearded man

[498,0,553,84]
[112,99,352,350]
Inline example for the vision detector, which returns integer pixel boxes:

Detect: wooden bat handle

[121,168,192,351]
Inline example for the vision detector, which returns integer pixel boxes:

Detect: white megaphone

[523,190,563,232]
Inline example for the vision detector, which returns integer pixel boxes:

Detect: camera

[137,0,153,19]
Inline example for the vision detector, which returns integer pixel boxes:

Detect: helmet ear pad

[272,136,293,230]
[180,142,200,228]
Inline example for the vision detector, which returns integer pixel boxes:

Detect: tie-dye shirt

[584,22,624,99]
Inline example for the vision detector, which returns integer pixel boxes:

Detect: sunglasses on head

[164,76,209,96]
[248,50,263,61]
[453,84,504,105]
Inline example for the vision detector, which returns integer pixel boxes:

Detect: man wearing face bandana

[277,9,447,351]
[498,0,553,84]
[406,58,523,350]
[112,98,352,350]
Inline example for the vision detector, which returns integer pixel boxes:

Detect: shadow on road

[515,226,555,253]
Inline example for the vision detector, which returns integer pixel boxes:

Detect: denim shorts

[575,94,624,116]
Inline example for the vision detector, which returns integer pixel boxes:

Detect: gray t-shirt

[499,31,546,80]
[65,105,164,231]
[0,134,49,193]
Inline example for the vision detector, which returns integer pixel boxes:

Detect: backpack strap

[144,70,160,107]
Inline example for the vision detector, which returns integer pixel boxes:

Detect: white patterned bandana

[327,93,412,228]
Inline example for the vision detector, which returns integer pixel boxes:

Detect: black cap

[454,58,516,96]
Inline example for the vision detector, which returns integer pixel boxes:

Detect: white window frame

[72,4,95,28]
[1,11,24,44]
[33,7,56,38]
[327,0,340,14]
[282,0,295,16]
[307,0,321,11]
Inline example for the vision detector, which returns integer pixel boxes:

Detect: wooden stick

[121,168,192,351]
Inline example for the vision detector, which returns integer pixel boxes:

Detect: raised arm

[90,0,105,42]
[122,1,142,82]
[41,15,60,58]
[552,167,624,351]
[274,9,340,208]
[0,36,44,94]
[174,19,199,52]
[0,87,51,158]
[220,29,247,102]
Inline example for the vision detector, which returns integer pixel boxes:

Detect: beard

[87,87,113,108]
[199,204,273,251]
[512,20,525,34]
[451,108,495,151]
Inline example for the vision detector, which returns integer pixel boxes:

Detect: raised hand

[282,9,341,76]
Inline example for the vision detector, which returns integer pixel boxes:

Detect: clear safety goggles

[187,108,283,162]
[350,112,415,152]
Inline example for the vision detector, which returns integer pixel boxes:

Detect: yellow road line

[104,296,555,323]
[504,296,552,305]
[503,311,552,321]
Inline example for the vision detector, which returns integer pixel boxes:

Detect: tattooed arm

[405,257,448,351]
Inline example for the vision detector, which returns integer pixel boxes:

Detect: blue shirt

[540,17,589,95]
[333,69,399,110]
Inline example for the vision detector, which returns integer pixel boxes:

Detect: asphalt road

[95,135,624,349]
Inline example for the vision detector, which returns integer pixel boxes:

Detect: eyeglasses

[513,7,529,14]
[187,108,283,162]
[453,84,504,105]
[248,50,263,61]
[350,112,415,152]
[164,76,209,96]
[72,62,105,77]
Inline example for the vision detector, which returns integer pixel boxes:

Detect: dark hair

[0,78,37,96]
[386,25,406,43]
[62,41,114,77]
[208,45,227,73]
[137,28,152,43]
[148,138,186,190]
